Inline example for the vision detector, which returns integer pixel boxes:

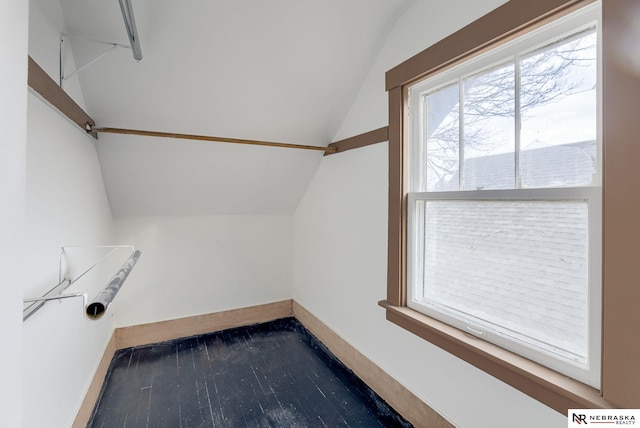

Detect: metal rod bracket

[23,293,88,322]
[23,245,142,322]
[59,33,133,88]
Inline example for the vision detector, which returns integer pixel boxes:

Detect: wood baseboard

[72,333,116,428]
[292,301,452,428]
[115,300,294,349]
[74,300,293,426]
[75,299,449,428]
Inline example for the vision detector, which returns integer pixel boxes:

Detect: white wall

[16,0,575,426]
[293,0,567,427]
[22,1,116,427]
[23,93,115,428]
[24,1,294,422]
[112,215,293,327]
[29,0,86,110]
[0,0,28,426]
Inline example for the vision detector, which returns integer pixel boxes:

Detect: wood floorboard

[88,318,412,427]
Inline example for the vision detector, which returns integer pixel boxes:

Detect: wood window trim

[384,0,640,413]
[378,301,608,412]
[385,0,596,92]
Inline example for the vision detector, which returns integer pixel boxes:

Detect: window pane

[425,84,460,191]
[417,199,589,363]
[520,28,597,188]
[463,63,516,190]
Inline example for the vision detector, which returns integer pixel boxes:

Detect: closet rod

[89,126,337,154]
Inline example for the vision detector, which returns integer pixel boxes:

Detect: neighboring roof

[439,140,597,191]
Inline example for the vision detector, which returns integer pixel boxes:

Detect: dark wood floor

[89,318,411,427]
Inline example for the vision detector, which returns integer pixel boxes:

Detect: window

[378,0,640,412]
[405,10,601,387]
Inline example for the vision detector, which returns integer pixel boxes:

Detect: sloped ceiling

[57,0,415,216]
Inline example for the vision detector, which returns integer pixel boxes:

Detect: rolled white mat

[86,249,142,320]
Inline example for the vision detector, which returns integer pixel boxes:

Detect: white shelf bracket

[59,33,132,88]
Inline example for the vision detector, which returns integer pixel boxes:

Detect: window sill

[378,300,611,414]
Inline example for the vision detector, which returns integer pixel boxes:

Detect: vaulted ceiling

[52,0,416,216]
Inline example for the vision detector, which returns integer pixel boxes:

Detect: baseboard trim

[75,299,450,428]
[115,299,294,349]
[292,301,452,428]
[74,300,293,426]
[72,333,117,428]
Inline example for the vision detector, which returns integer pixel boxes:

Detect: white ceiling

[56,0,415,216]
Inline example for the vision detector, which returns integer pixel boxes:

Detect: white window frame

[407,188,601,386]
[406,4,602,387]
